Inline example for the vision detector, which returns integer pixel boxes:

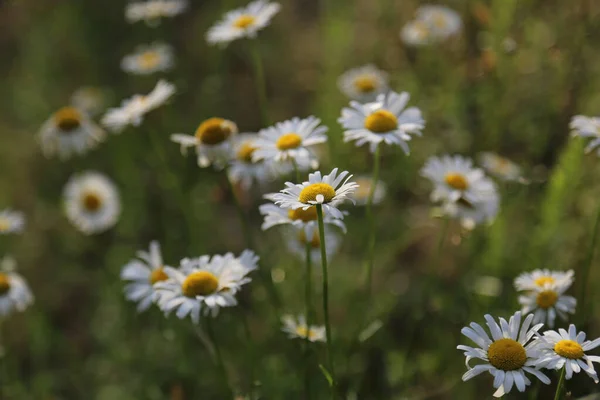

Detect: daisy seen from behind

[514,269,574,292]
[518,281,576,328]
[439,187,500,229]
[415,5,462,41]
[478,152,522,182]
[0,209,25,235]
[457,311,550,398]
[228,133,272,189]
[281,314,325,342]
[0,256,34,317]
[63,171,121,235]
[337,65,389,102]
[126,0,188,25]
[339,91,425,154]
[570,115,600,155]
[121,43,174,75]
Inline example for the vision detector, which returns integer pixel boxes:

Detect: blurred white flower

[121,43,174,75]
[0,209,25,235]
[514,269,574,292]
[281,314,325,342]
[0,256,34,317]
[440,190,499,229]
[478,152,522,182]
[518,281,576,328]
[337,65,389,102]
[126,0,188,25]
[416,5,462,40]
[570,115,600,155]
[284,227,341,264]
[400,20,432,46]
[227,133,272,189]
[71,87,107,116]
[350,176,387,206]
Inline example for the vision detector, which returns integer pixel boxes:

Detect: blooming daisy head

[415,5,462,40]
[350,176,387,206]
[121,43,174,75]
[171,117,238,169]
[206,0,281,46]
[339,91,425,154]
[478,152,522,182]
[439,187,499,229]
[38,106,106,159]
[570,115,600,155]
[63,171,121,235]
[252,116,328,171]
[518,282,576,328]
[155,250,258,323]
[281,314,326,342]
[0,256,34,317]
[285,227,341,264]
[400,20,432,46]
[514,269,574,292]
[269,168,359,220]
[0,209,25,235]
[457,311,550,398]
[227,133,273,189]
[120,241,171,312]
[102,80,176,133]
[534,324,600,383]
[126,0,188,25]
[337,65,389,102]
[71,87,107,116]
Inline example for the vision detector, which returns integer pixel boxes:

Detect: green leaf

[319,364,333,387]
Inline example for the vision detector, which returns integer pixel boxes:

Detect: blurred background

[1,0,600,398]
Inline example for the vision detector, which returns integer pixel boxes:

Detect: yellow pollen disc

[0,219,10,232]
[414,21,430,39]
[234,14,256,29]
[295,326,309,338]
[276,133,302,151]
[298,183,336,204]
[0,273,10,295]
[536,290,558,309]
[534,276,555,287]
[182,271,219,297]
[554,340,584,360]
[353,75,377,93]
[432,14,448,28]
[445,173,468,190]
[487,338,527,371]
[149,268,169,285]
[237,142,257,163]
[82,192,102,212]
[54,106,82,132]
[364,110,398,133]
[298,231,321,248]
[287,207,318,222]
[195,118,237,145]
[139,51,160,69]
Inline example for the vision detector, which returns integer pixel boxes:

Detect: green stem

[316,204,335,395]
[364,145,381,297]
[553,367,566,400]
[249,39,269,126]
[579,201,600,322]
[206,319,234,399]
[304,241,313,399]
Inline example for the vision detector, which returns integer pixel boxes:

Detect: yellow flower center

[237,142,257,163]
[554,340,584,360]
[295,326,309,337]
[432,13,448,29]
[298,231,321,248]
[298,183,336,204]
[139,51,160,70]
[445,173,469,190]
[0,218,10,232]
[534,276,555,287]
[276,133,302,151]
[353,75,377,93]
[149,268,169,285]
[487,338,527,371]
[288,207,318,222]
[182,271,219,297]
[413,21,430,39]
[54,106,82,132]
[82,192,102,212]
[364,110,398,133]
[234,14,256,29]
[0,273,10,295]
[536,290,558,309]
[195,118,237,145]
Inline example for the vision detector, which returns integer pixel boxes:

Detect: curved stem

[206,319,234,399]
[304,241,313,399]
[364,145,381,297]
[249,39,269,126]
[553,367,566,400]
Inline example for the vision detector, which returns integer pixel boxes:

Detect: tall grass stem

[249,39,269,126]
[364,145,381,296]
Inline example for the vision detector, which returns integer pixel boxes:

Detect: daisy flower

[120,241,171,312]
[337,65,389,102]
[252,116,328,171]
[281,314,326,342]
[38,106,105,159]
[350,176,387,206]
[102,80,176,133]
[478,152,522,182]
[439,187,499,229]
[155,250,258,322]
[285,227,341,264]
[518,282,576,328]
[171,117,237,169]
[570,115,600,155]
[0,209,25,235]
[339,91,425,154]
[270,168,359,220]
[400,20,432,46]
[71,87,107,116]
[227,133,272,189]
[0,256,34,317]
[121,43,174,75]
[415,5,462,40]
[63,171,121,235]
[206,0,281,46]
[534,324,600,383]
[457,311,550,398]
[514,269,574,292]
[126,0,188,25]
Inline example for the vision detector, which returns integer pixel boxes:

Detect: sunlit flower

[126,0,188,25]
[478,152,522,182]
[350,176,387,206]
[121,43,174,75]
[206,0,281,46]
[171,117,237,169]
[518,282,576,328]
[155,250,258,322]
[534,324,600,383]
[514,269,574,292]
[285,227,341,264]
[0,256,34,317]
[0,209,25,235]
[570,115,600,155]
[400,20,432,46]
[38,106,105,159]
[281,314,326,342]
[337,65,389,102]
[416,5,462,40]
[102,80,176,133]
[121,241,171,312]
[339,91,425,154]
[253,116,328,171]
[259,200,346,238]
[227,133,272,189]
[63,171,121,234]
[457,311,550,398]
[439,188,499,229]
[269,168,358,220]
[71,87,107,116]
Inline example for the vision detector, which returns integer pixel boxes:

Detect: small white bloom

[206,0,281,46]
[269,168,359,220]
[71,87,107,116]
[63,171,121,235]
[400,20,432,46]
[440,188,499,228]
[102,80,176,133]
[0,256,34,317]
[518,282,576,328]
[350,176,387,206]
[534,324,600,383]
[284,227,341,264]
[514,269,574,292]
[478,152,522,182]
[281,314,326,342]
[171,117,237,169]
[570,115,600,155]
[126,0,188,25]
[0,209,25,235]
[259,200,346,238]
[121,241,171,312]
[227,133,272,189]
[457,311,550,398]
[339,91,425,154]
[38,106,105,159]
[416,5,462,40]
[121,43,174,75]
[337,65,389,102]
